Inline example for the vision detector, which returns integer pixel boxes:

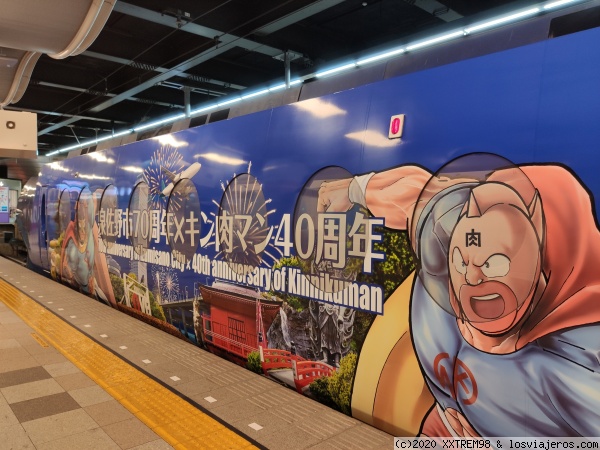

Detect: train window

[51,189,72,282]
[40,194,47,254]
[549,5,600,38]
[208,109,229,123]
[129,182,151,256]
[45,187,60,249]
[76,188,94,250]
[58,189,71,238]
[40,193,46,232]
[189,115,207,128]
[137,124,172,142]
[92,188,103,223]
[46,188,62,279]
[166,178,201,265]
[99,185,118,249]
[55,188,94,288]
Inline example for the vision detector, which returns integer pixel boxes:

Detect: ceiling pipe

[40,0,344,135]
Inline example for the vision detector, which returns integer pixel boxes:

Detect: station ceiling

[4,0,531,183]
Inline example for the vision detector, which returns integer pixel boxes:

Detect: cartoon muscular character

[61,189,112,304]
[318,154,600,436]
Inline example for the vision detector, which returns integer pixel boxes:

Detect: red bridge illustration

[259,347,335,393]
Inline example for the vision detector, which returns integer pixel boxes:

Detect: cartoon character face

[448,202,541,335]
[76,193,93,247]
[77,213,88,245]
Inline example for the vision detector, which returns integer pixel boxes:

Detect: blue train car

[18,5,600,438]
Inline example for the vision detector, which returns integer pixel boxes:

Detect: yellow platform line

[0,280,257,450]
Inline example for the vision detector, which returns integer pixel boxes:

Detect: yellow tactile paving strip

[0,279,257,450]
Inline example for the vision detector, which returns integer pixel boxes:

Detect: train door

[43,187,73,283]
[45,188,61,280]
[38,187,50,269]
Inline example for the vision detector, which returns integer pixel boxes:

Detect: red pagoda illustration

[198,281,280,361]
[198,281,336,393]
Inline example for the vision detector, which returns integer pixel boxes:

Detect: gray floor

[0,258,394,449]
[0,293,173,449]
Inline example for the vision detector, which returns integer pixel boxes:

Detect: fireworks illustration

[152,266,181,303]
[143,146,186,210]
[215,162,279,274]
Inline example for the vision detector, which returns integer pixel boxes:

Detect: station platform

[0,258,395,449]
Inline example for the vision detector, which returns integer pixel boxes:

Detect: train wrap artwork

[17,22,600,437]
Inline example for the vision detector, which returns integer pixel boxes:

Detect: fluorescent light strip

[406,31,464,51]
[47,146,75,156]
[544,0,583,9]
[49,0,587,156]
[52,147,76,155]
[269,83,287,91]
[96,130,131,143]
[218,97,242,107]
[465,8,541,34]
[357,48,405,66]
[48,128,134,155]
[190,104,217,116]
[242,89,270,100]
[316,63,357,78]
[133,113,186,132]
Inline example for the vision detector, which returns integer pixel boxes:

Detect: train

[17,1,600,437]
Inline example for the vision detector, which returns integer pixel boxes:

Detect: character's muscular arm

[365,166,431,230]
[62,241,78,284]
[317,166,431,230]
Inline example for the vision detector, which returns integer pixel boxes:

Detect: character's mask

[76,188,94,247]
[413,153,544,334]
[448,183,544,334]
